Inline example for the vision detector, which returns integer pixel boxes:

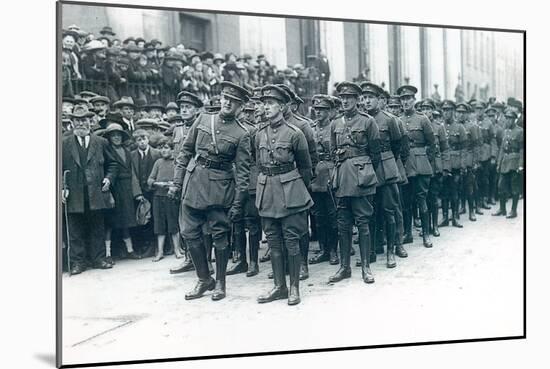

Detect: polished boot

[358,230,375,284]
[421,211,433,248]
[459,198,466,215]
[439,199,450,227]
[287,253,301,305]
[259,247,271,262]
[226,228,248,275]
[185,241,216,300]
[328,228,339,265]
[204,234,215,274]
[369,220,377,263]
[403,210,413,244]
[170,248,195,274]
[386,222,396,268]
[468,198,477,222]
[329,228,352,283]
[309,224,329,264]
[475,197,484,215]
[375,225,385,254]
[507,195,519,219]
[212,248,229,301]
[432,206,440,237]
[246,232,260,277]
[492,198,507,216]
[299,233,309,280]
[257,247,288,303]
[451,201,463,228]
[481,197,491,209]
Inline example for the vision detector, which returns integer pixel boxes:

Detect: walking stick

[63,170,71,276]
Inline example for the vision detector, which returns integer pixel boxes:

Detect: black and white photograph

[55,0,525,367]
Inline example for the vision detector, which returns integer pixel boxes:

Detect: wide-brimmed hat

[213,53,224,63]
[62,29,80,40]
[82,40,106,52]
[90,95,110,105]
[103,123,130,141]
[100,26,116,36]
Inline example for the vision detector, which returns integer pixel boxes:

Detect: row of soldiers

[62,79,523,307]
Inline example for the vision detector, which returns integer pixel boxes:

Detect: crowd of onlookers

[62,24,331,107]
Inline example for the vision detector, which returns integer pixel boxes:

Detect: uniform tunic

[399,110,435,177]
[497,125,524,197]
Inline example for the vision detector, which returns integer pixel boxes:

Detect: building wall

[319,21,346,93]
[343,22,361,81]
[239,15,287,68]
[399,26,423,97]
[367,24,390,89]
[424,27,446,100]
[285,19,302,67]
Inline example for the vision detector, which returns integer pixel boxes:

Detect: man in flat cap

[439,100,467,228]
[62,109,117,275]
[420,99,449,238]
[255,85,313,306]
[307,95,339,266]
[397,85,436,248]
[90,95,110,119]
[329,82,380,284]
[493,110,523,218]
[168,81,251,301]
[361,82,403,268]
[276,84,318,280]
[113,97,136,132]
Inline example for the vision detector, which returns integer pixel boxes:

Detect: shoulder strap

[210,114,219,155]
[235,118,250,134]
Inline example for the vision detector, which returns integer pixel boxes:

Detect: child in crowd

[147,137,183,261]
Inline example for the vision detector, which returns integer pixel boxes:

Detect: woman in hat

[103,123,145,260]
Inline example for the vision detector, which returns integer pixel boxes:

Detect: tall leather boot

[468,198,477,221]
[439,199,449,227]
[432,205,440,237]
[421,211,433,248]
[386,222,396,268]
[328,227,340,265]
[475,195,484,215]
[204,234,214,275]
[299,233,309,280]
[246,230,260,277]
[288,253,302,305]
[185,239,216,300]
[375,224,385,254]
[492,198,507,216]
[309,220,330,264]
[507,195,519,219]
[212,247,230,301]
[403,210,413,244]
[170,239,195,274]
[227,223,248,275]
[459,197,466,215]
[329,228,352,283]
[257,246,288,303]
[451,200,463,228]
[358,229,375,283]
[368,218,377,263]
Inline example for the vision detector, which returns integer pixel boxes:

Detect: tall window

[179,14,208,51]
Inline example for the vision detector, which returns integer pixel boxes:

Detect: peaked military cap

[396,85,418,97]
[360,82,383,96]
[312,94,334,109]
[336,82,362,96]
[330,96,342,107]
[485,107,497,114]
[492,102,505,109]
[387,95,402,107]
[432,110,442,118]
[441,100,457,110]
[250,87,262,101]
[420,98,436,109]
[260,85,291,103]
[176,91,204,108]
[208,95,222,109]
[474,101,487,109]
[62,97,76,105]
[380,89,391,100]
[220,81,250,103]
[165,102,179,111]
[456,103,471,112]
[243,101,256,112]
[504,110,518,119]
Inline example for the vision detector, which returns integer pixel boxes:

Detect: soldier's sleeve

[302,123,319,168]
[366,117,381,170]
[397,118,410,164]
[421,115,436,163]
[292,129,313,188]
[330,120,337,156]
[234,131,252,195]
[489,124,498,159]
[388,116,402,160]
[438,124,451,172]
[173,119,199,188]
[472,124,481,165]
[458,124,468,169]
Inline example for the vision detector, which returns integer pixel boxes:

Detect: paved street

[61,202,524,366]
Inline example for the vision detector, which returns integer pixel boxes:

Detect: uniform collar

[404,108,415,117]
[344,107,357,119]
[367,108,379,116]
[269,114,285,128]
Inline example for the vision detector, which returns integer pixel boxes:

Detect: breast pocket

[217,134,239,159]
[196,125,213,152]
[350,127,367,145]
[353,157,377,188]
[273,141,293,163]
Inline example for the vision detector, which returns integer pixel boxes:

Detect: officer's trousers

[477,160,490,200]
[180,204,230,250]
[488,161,498,201]
[498,171,521,198]
[261,211,308,257]
[311,191,338,254]
[427,173,443,212]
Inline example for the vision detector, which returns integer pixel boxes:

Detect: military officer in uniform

[168,81,252,301]
[255,85,313,306]
[485,106,501,205]
[361,82,402,268]
[420,99,449,237]
[276,84,318,281]
[475,101,495,210]
[397,85,436,248]
[493,110,523,218]
[457,103,481,222]
[168,91,206,275]
[308,94,339,266]
[329,82,380,284]
[439,100,467,228]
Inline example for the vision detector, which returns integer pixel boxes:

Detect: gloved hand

[228,191,249,222]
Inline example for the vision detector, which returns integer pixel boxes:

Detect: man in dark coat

[62,109,118,275]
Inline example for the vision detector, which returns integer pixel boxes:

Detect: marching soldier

[308,94,339,266]
[456,103,481,222]
[329,82,380,284]
[420,99,449,237]
[397,85,436,248]
[168,81,252,301]
[361,82,402,268]
[439,100,467,228]
[493,110,524,218]
[277,84,318,280]
[255,85,313,306]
